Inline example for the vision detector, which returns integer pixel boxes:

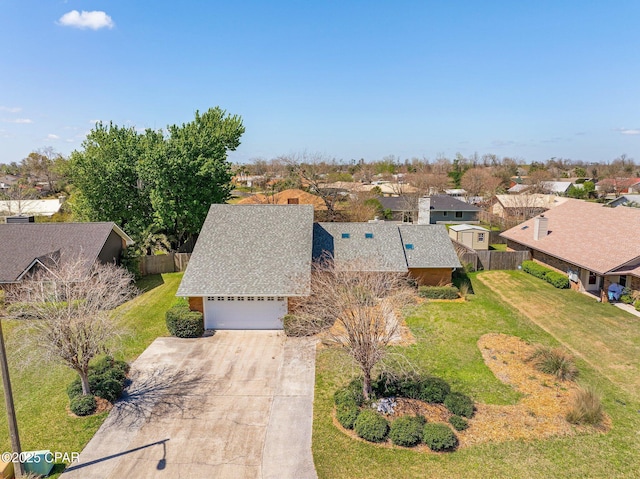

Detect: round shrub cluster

[166,305,204,338]
[70,395,97,416]
[444,392,474,418]
[354,410,389,443]
[336,404,360,430]
[67,356,130,411]
[418,377,451,404]
[423,423,458,451]
[449,415,469,431]
[389,415,425,447]
[334,379,365,408]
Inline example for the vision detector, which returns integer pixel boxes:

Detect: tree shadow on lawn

[134,274,165,293]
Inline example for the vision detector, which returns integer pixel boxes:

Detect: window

[455,211,463,218]
[341,233,350,239]
[277,297,285,301]
[267,297,275,301]
[227,296,235,301]
[405,243,414,250]
[287,198,299,204]
[207,297,216,301]
[257,297,265,301]
[588,272,597,285]
[442,211,448,216]
[477,233,485,242]
[237,296,245,301]
[216,296,225,301]
[619,275,627,287]
[247,297,255,301]
[365,233,374,239]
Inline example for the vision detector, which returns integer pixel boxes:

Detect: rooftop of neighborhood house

[607,194,640,206]
[449,224,490,232]
[0,198,65,217]
[596,177,640,188]
[500,199,640,275]
[0,222,133,283]
[377,195,480,212]
[398,225,462,269]
[236,188,327,210]
[494,194,570,209]
[177,204,315,297]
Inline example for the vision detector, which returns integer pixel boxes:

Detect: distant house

[237,188,327,210]
[595,178,640,196]
[444,188,466,198]
[490,194,569,222]
[540,181,573,195]
[0,222,134,284]
[0,197,66,219]
[606,194,640,208]
[0,175,19,191]
[448,224,490,250]
[418,196,481,224]
[501,200,640,297]
[177,204,461,330]
[507,184,531,194]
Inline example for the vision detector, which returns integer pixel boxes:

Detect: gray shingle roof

[377,195,480,212]
[177,204,314,296]
[313,223,408,272]
[0,222,129,283]
[398,225,462,269]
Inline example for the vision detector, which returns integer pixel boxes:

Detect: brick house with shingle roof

[500,199,640,297]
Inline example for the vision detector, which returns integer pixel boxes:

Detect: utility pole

[0,318,24,478]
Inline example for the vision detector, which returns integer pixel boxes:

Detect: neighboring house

[448,224,490,250]
[0,174,19,191]
[0,222,134,284]
[444,188,467,198]
[500,200,640,297]
[237,188,327,210]
[595,178,640,196]
[507,184,532,194]
[177,205,315,330]
[540,181,573,195]
[490,194,569,221]
[0,197,66,219]
[418,196,481,224]
[606,194,640,208]
[377,196,418,222]
[177,204,461,330]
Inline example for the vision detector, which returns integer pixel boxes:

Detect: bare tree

[290,259,414,399]
[4,256,136,396]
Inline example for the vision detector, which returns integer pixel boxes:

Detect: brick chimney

[533,215,549,240]
[418,197,431,224]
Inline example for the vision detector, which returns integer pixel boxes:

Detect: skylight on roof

[341,233,350,239]
[365,233,374,239]
[405,243,414,250]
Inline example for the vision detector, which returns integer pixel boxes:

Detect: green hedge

[354,410,389,443]
[166,305,204,338]
[67,356,130,404]
[336,404,360,429]
[389,415,425,447]
[418,286,460,300]
[521,261,569,289]
[70,395,97,416]
[423,423,458,451]
[444,392,475,418]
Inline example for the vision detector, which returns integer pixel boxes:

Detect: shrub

[166,305,204,338]
[418,286,460,300]
[282,314,328,337]
[70,395,97,416]
[566,386,604,426]
[444,392,474,418]
[635,301,640,312]
[528,346,578,381]
[389,415,425,447]
[620,294,634,305]
[67,356,130,402]
[336,404,360,430]
[449,415,469,431]
[545,271,570,289]
[354,410,389,442]
[522,260,551,280]
[334,378,365,407]
[67,380,83,400]
[418,377,451,404]
[93,378,124,403]
[423,423,458,451]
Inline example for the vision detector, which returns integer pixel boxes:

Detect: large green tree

[69,107,244,247]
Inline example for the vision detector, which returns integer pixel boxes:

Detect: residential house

[177,204,461,330]
[500,199,640,297]
[418,196,481,224]
[595,178,640,196]
[0,174,19,191]
[490,194,569,223]
[606,194,640,208]
[448,224,490,250]
[237,188,327,210]
[540,181,573,195]
[0,197,66,219]
[0,222,134,284]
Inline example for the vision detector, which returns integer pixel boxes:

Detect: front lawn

[313,271,640,478]
[0,272,182,473]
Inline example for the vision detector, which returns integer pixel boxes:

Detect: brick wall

[189,296,204,313]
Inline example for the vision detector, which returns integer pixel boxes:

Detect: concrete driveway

[61,331,317,479]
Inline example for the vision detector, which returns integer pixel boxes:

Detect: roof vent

[6,215,35,224]
[365,233,374,239]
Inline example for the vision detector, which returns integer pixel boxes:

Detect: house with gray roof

[178,204,461,330]
[177,204,314,330]
[377,195,481,224]
[0,222,133,284]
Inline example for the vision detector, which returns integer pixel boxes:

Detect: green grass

[312,272,640,478]
[0,272,182,475]
[489,243,507,251]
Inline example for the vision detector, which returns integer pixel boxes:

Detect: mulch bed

[333,333,610,450]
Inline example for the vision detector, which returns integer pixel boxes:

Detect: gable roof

[0,198,64,217]
[448,224,489,232]
[429,195,481,212]
[606,194,640,208]
[540,181,573,194]
[236,189,327,210]
[0,222,132,283]
[398,225,461,269]
[177,204,314,296]
[494,194,569,209]
[500,199,640,275]
[313,222,408,272]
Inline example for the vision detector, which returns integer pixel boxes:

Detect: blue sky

[1,1,639,165]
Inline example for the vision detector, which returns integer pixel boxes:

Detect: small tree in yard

[4,256,136,396]
[292,259,414,400]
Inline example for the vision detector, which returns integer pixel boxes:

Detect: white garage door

[204,296,287,330]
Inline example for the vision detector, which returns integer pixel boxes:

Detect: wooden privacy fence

[140,253,192,275]
[452,240,530,271]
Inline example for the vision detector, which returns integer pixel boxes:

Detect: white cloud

[47,134,60,140]
[617,128,640,136]
[2,118,32,124]
[0,106,21,113]
[58,10,115,30]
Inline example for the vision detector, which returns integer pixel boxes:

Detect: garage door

[204,296,287,330]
